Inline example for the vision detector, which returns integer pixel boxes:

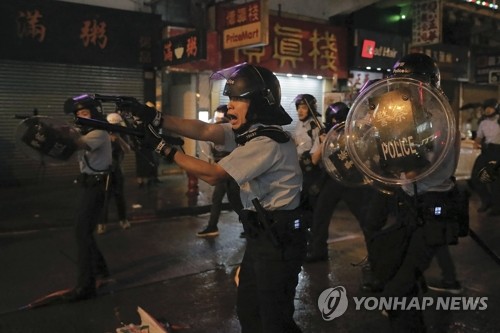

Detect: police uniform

[293,118,318,157]
[294,117,322,209]
[217,123,307,333]
[306,135,371,261]
[75,128,112,295]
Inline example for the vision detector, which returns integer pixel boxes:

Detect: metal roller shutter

[0,59,144,185]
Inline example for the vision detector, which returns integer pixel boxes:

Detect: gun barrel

[75,117,144,137]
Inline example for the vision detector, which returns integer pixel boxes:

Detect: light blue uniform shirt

[217,123,302,211]
[78,129,112,174]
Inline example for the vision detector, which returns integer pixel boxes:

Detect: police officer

[471,98,500,215]
[128,63,307,333]
[305,102,371,262]
[292,94,323,209]
[364,53,465,332]
[63,95,112,301]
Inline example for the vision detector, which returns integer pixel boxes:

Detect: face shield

[344,77,457,187]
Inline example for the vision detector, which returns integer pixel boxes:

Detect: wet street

[0,174,499,333]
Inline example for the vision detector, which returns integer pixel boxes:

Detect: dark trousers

[104,167,127,223]
[207,177,243,228]
[309,177,370,257]
[237,218,306,333]
[433,245,457,283]
[76,181,109,289]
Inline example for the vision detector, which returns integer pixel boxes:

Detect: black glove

[478,160,499,183]
[121,100,162,127]
[143,124,169,154]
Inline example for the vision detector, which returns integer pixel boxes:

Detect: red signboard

[220,15,348,78]
[361,40,376,59]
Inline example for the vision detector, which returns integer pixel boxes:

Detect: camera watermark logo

[317,286,349,321]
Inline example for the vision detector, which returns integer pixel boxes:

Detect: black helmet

[325,102,349,125]
[293,94,320,117]
[63,94,105,121]
[391,53,441,89]
[220,63,292,125]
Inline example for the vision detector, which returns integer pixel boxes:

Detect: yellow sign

[223,22,264,49]
[221,0,268,50]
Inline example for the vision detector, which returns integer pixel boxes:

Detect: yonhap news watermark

[317,286,488,321]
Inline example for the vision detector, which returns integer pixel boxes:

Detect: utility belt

[240,208,308,247]
[397,186,470,246]
[76,173,108,188]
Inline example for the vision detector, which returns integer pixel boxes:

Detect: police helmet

[293,94,320,117]
[391,53,441,89]
[64,94,105,121]
[325,102,349,126]
[221,64,292,125]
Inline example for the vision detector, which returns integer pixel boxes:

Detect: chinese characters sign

[412,0,442,46]
[220,0,269,49]
[163,30,206,66]
[409,44,469,81]
[1,0,162,68]
[220,15,348,78]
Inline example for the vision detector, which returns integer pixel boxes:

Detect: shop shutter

[0,59,144,185]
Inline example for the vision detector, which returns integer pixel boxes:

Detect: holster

[240,208,307,248]
[77,173,108,188]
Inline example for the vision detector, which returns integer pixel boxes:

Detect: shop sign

[409,44,469,81]
[162,30,207,66]
[0,0,162,68]
[412,0,441,46]
[220,15,348,78]
[354,30,403,70]
[219,0,269,50]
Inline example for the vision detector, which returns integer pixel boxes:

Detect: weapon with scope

[68,93,185,149]
[74,117,184,146]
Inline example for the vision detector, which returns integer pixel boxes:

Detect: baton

[303,98,325,135]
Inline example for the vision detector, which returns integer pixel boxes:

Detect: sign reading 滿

[220,0,269,50]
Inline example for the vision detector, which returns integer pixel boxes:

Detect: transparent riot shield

[344,77,457,187]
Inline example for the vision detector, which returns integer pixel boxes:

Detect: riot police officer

[355,53,466,332]
[305,102,371,263]
[128,63,307,333]
[292,93,323,209]
[63,95,112,301]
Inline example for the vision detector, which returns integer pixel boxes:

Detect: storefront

[0,0,161,185]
